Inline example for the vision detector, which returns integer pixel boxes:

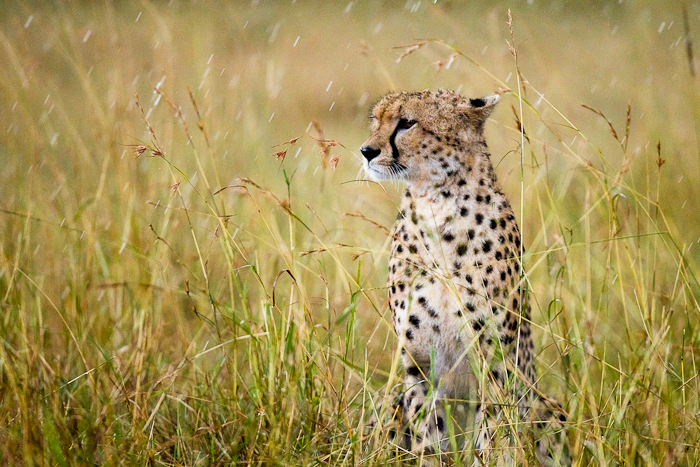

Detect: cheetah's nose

[360,146,381,162]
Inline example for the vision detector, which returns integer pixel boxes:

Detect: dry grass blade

[582,104,620,143]
[683,3,696,77]
[394,41,427,62]
[342,212,390,234]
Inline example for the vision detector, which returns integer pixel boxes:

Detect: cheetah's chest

[387,183,524,361]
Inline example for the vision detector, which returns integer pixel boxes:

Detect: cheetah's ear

[462,94,500,126]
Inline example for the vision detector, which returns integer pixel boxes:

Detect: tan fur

[361,89,569,466]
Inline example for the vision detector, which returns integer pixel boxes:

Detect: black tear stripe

[389,122,403,161]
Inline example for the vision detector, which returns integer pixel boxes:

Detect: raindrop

[83,30,92,43]
[135,12,142,22]
[505,72,512,83]
[268,22,280,44]
[293,36,300,47]
[119,242,126,254]
[657,22,666,33]
[24,15,33,28]
[269,113,275,122]
[345,1,354,13]
[208,54,214,64]
[329,101,335,111]
[326,81,333,92]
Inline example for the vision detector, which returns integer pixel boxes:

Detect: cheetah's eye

[396,119,417,131]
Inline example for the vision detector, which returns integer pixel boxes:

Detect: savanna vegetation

[1,1,700,465]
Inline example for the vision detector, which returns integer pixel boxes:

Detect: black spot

[473,319,485,331]
[460,207,469,217]
[463,194,470,201]
[454,261,462,270]
[415,283,424,290]
[465,274,473,284]
[436,416,445,431]
[495,251,503,261]
[490,219,497,229]
[559,414,567,422]
[483,240,492,253]
[466,303,476,312]
[432,324,440,333]
[457,244,468,256]
[476,195,483,202]
[405,190,412,198]
[455,309,462,317]
[427,308,437,317]
[406,366,421,377]
[499,218,506,228]
[418,296,427,306]
[443,232,455,242]
[485,265,493,274]
[408,245,418,254]
[475,213,484,225]
[397,245,403,253]
[468,229,475,240]
[458,179,466,186]
[408,315,421,328]
[499,235,505,244]
[391,285,396,293]
[469,98,486,107]
[514,263,520,273]
[441,190,452,198]
[405,329,414,340]
[513,298,519,309]
[515,236,521,248]
[400,301,406,309]
[479,179,486,186]
[500,271,506,281]
[398,283,406,292]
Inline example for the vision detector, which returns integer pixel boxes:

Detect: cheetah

[361,90,569,466]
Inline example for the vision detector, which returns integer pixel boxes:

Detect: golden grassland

[1,1,700,465]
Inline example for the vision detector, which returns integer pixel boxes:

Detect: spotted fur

[361,90,569,465]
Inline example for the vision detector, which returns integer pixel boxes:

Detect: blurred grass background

[1,1,700,465]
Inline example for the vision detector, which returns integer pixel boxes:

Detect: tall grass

[1,1,699,465]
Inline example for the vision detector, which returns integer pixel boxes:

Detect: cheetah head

[360,89,499,182]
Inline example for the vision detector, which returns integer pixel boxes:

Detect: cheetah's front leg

[402,365,450,464]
